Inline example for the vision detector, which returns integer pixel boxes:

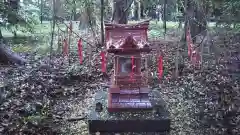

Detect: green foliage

[0,0,40,37]
[222,0,240,16]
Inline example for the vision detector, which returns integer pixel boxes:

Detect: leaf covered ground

[0,27,239,135]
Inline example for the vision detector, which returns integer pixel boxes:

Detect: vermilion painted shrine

[88,21,170,134]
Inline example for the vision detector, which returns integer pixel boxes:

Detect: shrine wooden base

[88,90,170,134]
[107,87,153,112]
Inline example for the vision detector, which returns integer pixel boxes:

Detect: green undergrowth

[4,21,239,56]
[12,44,33,52]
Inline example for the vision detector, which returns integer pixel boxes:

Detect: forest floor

[0,21,240,135]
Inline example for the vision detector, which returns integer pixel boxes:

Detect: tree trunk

[105,0,112,21]
[55,0,61,18]
[137,1,141,20]
[79,10,89,29]
[0,41,26,65]
[112,0,129,24]
[186,0,207,43]
[72,0,77,20]
[183,0,208,69]
[140,1,144,18]
[133,0,138,20]
[133,0,140,20]
[186,0,195,42]
[0,27,25,65]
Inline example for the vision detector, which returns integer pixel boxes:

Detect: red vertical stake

[63,39,68,56]
[192,50,201,68]
[196,51,201,66]
[100,52,106,72]
[78,39,83,64]
[187,29,192,58]
[158,55,163,79]
[129,56,135,82]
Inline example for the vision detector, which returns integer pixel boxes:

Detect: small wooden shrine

[88,21,170,134]
[105,21,153,112]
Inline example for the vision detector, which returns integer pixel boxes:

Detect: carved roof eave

[107,36,150,50]
[107,48,152,53]
[119,35,138,48]
[107,43,150,50]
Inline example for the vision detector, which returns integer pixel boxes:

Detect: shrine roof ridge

[105,20,150,30]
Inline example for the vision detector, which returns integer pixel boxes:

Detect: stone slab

[88,90,170,133]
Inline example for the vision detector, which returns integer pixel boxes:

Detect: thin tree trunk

[137,0,141,20]
[177,0,182,28]
[200,32,205,70]
[101,0,104,45]
[163,0,167,38]
[175,41,179,77]
[79,10,88,30]
[50,0,56,62]
[187,0,195,43]
[68,22,71,65]
[57,28,61,52]
[140,1,144,18]
[88,46,92,72]
[182,0,188,42]
[133,0,138,20]
[0,29,3,40]
[40,0,43,24]
[72,0,77,20]
[133,0,140,20]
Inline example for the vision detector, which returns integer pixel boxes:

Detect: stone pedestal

[88,90,170,133]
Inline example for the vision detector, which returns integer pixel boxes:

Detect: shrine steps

[108,93,153,112]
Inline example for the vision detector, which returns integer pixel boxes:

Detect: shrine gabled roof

[107,35,150,50]
[105,21,150,50]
